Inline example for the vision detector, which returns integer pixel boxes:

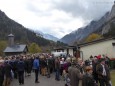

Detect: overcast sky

[0,0,114,38]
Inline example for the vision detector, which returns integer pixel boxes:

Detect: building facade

[79,38,115,60]
[52,46,77,57]
[4,33,28,56]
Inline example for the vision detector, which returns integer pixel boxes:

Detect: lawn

[111,70,115,86]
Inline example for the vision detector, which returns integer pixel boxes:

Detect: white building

[78,38,115,60]
[51,46,77,57]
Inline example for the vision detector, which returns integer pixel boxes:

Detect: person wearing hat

[68,58,83,86]
[82,66,97,86]
[96,58,111,86]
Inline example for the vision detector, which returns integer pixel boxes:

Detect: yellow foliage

[0,41,7,56]
[86,34,102,42]
[29,43,42,54]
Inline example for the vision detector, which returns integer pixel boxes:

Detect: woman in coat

[82,66,97,86]
[68,61,82,86]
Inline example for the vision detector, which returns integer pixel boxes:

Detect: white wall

[64,49,67,54]
[80,39,115,60]
[68,49,73,56]
[113,46,115,57]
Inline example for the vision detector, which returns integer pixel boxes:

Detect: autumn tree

[29,43,42,54]
[0,41,7,56]
[86,33,102,42]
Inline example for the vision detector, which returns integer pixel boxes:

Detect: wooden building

[4,34,28,56]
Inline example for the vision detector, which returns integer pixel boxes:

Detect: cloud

[54,0,114,20]
[0,0,114,39]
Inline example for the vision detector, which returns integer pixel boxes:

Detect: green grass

[111,70,115,86]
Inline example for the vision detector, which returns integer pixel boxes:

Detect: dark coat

[26,59,32,73]
[40,59,47,68]
[82,73,96,86]
[17,60,25,72]
[46,58,52,68]
[4,62,12,78]
[55,59,60,70]
[0,65,4,77]
[68,66,82,86]
[14,59,19,71]
[24,59,28,71]
[96,64,110,80]
[92,62,98,81]
[0,65,4,85]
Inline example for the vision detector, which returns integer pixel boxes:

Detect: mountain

[42,34,59,42]
[60,2,115,45]
[0,10,51,46]
[102,3,115,35]
[60,12,109,45]
[34,30,59,42]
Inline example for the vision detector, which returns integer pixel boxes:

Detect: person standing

[13,57,19,79]
[82,66,97,86]
[4,59,12,86]
[64,70,70,86]
[26,58,32,76]
[46,57,52,78]
[55,57,60,81]
[0,59,4,86]
[24,57,28,77]
[17,58,25,85]
[92,57,99,84]
[33,56,40,83]
[68,58,83,86]
[41,57,47,76]
[96,58,111,86]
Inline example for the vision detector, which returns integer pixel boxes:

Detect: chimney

[8,33,14,46]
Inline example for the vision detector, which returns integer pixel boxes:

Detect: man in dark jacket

[13,57,19,79]
[17,58,25,85]
[4,59,12,86]
[96,58,111,86]
[55,57,60,81]
[26,58,32,76]
[92,58,98,84]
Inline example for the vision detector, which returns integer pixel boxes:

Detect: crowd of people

[53,55,112,86]
[0,54,55,86]
[0,53,113,86]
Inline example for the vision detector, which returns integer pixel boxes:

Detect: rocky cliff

[60,3,115,45]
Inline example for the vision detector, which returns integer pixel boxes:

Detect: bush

[110,60,115,69]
